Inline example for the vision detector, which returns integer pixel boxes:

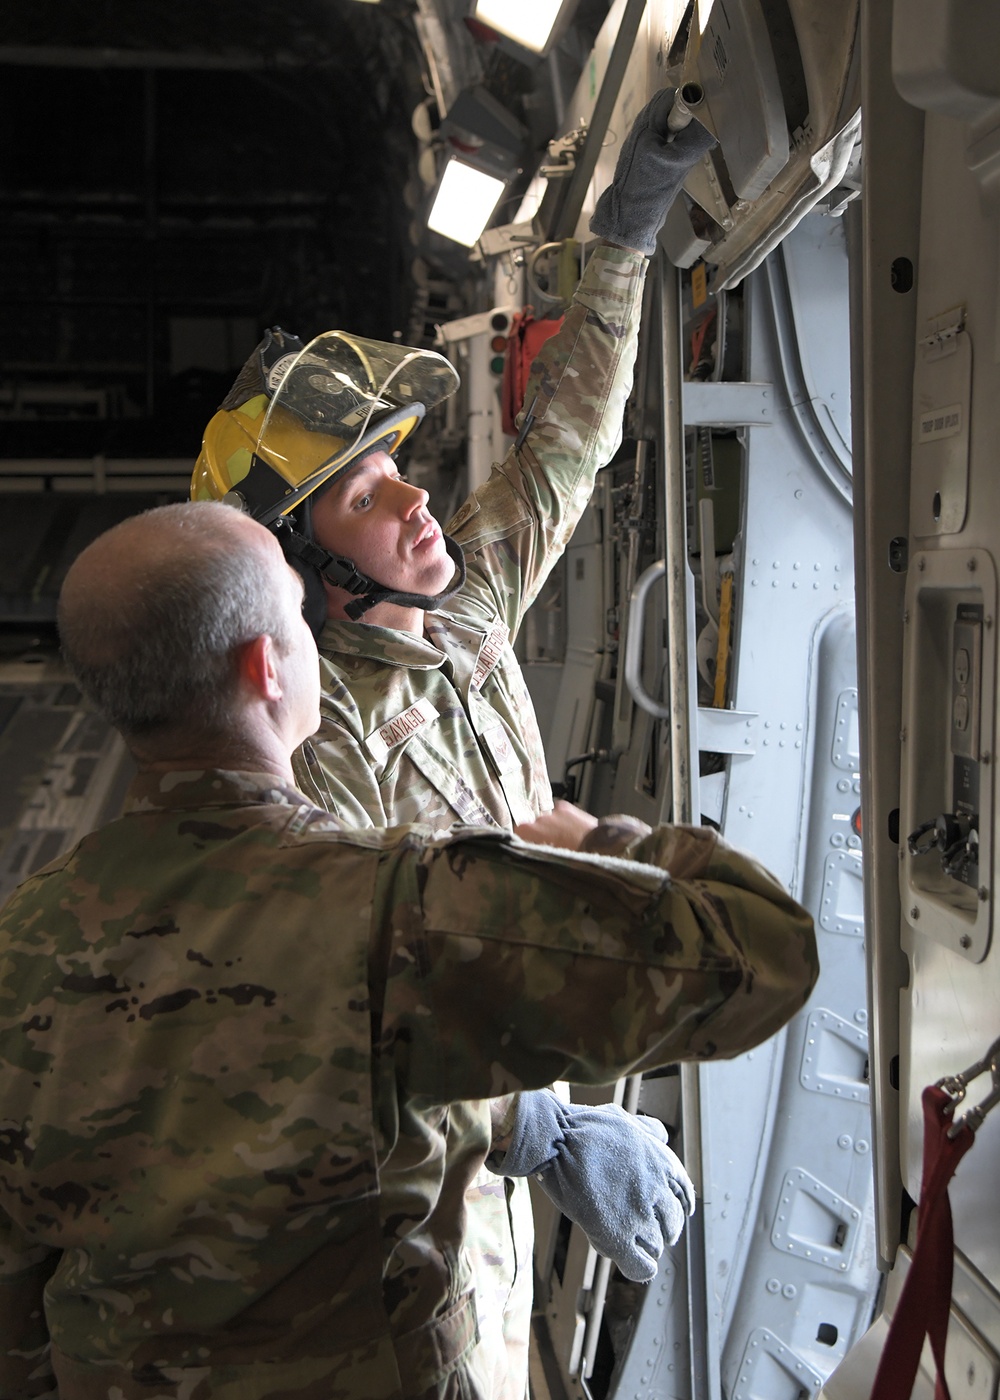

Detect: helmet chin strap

[271,515,467,635]
[340,534,467,620]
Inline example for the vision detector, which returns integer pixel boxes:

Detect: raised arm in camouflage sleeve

[447,244,647,639]
[0,771,816,1397]
[292,244,649,832]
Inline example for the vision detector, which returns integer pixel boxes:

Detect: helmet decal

[266,353,300,395]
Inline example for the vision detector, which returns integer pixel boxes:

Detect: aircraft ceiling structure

[0,0,612,467]
[0,0,434,465]
[0,0,612,622]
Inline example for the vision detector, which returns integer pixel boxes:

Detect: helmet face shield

[191,326,468,624]
[192,330,460,525]
[253,333,459,521]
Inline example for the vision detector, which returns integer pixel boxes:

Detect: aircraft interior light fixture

[473,0,576,56]
[427,157,506,247]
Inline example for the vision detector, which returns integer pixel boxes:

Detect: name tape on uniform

[365,697,439,765]
[471,622,509,691]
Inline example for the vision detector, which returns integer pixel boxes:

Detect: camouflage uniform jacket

[0,768,817,1400]
[292,244,647,830]
[289,245,647,1397]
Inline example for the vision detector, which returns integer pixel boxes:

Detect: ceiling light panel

[474,0,567,55]
[427,158,506,247]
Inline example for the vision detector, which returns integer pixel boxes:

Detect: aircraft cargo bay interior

[0,3,998,1399]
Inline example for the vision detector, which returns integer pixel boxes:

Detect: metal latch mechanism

[907,811,979,884]
[936,1033,1000,1138]
[539,125,588,179]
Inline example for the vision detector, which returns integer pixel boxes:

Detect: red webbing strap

[869,1085,976,1400]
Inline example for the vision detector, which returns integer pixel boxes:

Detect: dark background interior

[0,0,612,624]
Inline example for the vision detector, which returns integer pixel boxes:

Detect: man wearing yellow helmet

[191,327,467,634]
[193,89,717,1399]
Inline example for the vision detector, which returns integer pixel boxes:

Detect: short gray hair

[58,502,293,740]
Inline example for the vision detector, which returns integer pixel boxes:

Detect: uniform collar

[317,617,446,670]
[124,768,306,814]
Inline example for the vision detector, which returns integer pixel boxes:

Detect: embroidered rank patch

[365,696,439,765]
[482,721,520,775]
[471,621,509,691]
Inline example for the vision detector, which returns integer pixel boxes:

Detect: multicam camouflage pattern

[288,243,649,1397]
[291,244,647,831]
[0,767,818,1399]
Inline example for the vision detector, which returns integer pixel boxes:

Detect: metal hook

[907,817,940,857]
[936,1033,1000,1138]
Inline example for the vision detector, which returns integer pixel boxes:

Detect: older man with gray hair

[0,501,816,1400]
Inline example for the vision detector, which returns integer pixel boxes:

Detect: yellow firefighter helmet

[192,327,460,524]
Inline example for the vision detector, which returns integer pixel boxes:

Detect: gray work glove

[489,1089,696,1282]
[589,87,717,255]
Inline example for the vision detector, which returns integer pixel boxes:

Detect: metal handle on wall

[624,559,671,718]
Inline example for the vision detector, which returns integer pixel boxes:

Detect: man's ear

[238,634,283,703]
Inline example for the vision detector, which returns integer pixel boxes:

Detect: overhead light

[427,157,506,247]
[473,0,576,56]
